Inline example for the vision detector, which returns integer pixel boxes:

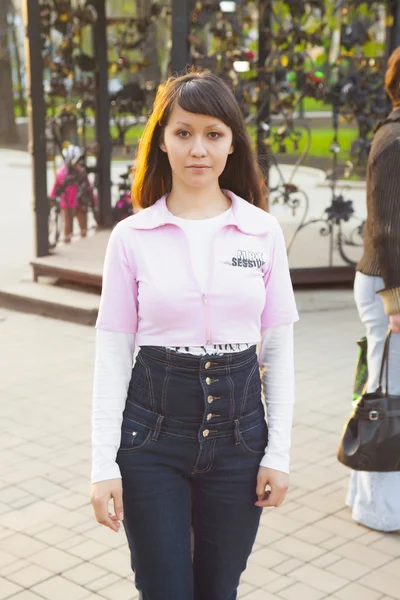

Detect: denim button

[207,413,213,421]
[203,429,210,437]
[205,361,211,369]
[207,395,214,404]
[206,377,212,385]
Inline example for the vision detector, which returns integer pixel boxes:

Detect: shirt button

[207,413,213,421]
[203,429,210,437]
[206,377,212,385]
[207,395,214,404]
[205,361,211,370]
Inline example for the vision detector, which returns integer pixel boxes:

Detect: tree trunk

[0,0,18,144]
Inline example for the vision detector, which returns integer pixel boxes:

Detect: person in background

[347,47,400,532]
[49,145,93,243]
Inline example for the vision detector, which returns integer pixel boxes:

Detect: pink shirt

[96,190,299,343]
[49,164,93,209]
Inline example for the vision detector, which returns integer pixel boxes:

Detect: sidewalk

[0,293,399,600]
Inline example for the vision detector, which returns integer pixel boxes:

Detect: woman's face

[160,103,234,189]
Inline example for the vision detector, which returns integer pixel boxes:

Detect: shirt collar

[128,189,266,236]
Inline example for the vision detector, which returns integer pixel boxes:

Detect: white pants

[346,272,400,532]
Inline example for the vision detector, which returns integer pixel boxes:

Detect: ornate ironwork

[264,0,393,269]
[24,0,400,281]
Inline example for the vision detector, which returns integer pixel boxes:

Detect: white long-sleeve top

[92,211,296,483]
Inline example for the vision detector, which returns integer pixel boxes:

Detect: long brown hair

[385,47,400,108]
[132,71,267,210]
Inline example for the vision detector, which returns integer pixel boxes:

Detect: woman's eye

[208,132,221,139]
[177,130,190,138]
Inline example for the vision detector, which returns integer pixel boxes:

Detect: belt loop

[152,415,164,441]
[234,418,241,445]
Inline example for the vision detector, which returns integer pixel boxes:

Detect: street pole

[92,0,112,228]
[257,0,272,187]
[22,0,49,257]
[171,0,192,74]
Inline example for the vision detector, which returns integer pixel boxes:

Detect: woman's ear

[228,144,234,155]
[159,134,167,153]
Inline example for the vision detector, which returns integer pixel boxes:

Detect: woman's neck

[166,183,231,219]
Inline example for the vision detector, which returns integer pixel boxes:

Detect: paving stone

[31,575,92,600]
[361,570,400,598]
[334,582,383,600]
[327,557,370,581]
[313,516,366,540]
[370,536,400,558]
[293,524,333,545]
[239,590,277,600]
[249,547,289,569]
[7,564,54,587]
[311,552,341,569]
[238,581,256,598]
[0,577,23,598]
[290,563,348,594]
[241,563,280,587]
[271,537,325,562]
[67,539,109,560]
[0,533,48,559]
[279,582,327,600]
[92,549,132,578]
[35,525,77,545]
[334,540,393,568]
[63,562,109,586]
[265,574,296,593]
[1,592,43,600]
[273,558,304,576]
[99,578,138,600]
[29,547,82,573]
[85,572,120,593]
[0,558,29,577]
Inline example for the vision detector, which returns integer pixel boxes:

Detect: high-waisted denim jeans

[116,345,268,600]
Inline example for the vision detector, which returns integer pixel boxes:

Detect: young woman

[90,71,299,600]
[347,48,400,532]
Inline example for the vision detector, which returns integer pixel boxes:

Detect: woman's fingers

[92,500,120,532]
[90,479,124,532]
[255,467,289,508]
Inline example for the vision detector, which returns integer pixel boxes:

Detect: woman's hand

[389,313,400,334]
[90,478,124,532]
[255,467,289,508]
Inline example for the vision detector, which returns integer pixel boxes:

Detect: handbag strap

[378,330,392,394]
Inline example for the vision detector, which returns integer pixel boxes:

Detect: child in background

[49,145,94,243]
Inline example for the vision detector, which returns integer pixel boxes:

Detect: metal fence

[23,0,400,284]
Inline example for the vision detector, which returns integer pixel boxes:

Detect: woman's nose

[190,137,207,157]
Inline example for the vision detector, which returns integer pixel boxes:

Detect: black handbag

[337,331,400,471]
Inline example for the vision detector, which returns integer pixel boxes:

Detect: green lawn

[285,127,358,159]
[301,97,331,113]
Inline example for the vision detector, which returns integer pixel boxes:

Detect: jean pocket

[118,419,153,453]
[239,421,268,456]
